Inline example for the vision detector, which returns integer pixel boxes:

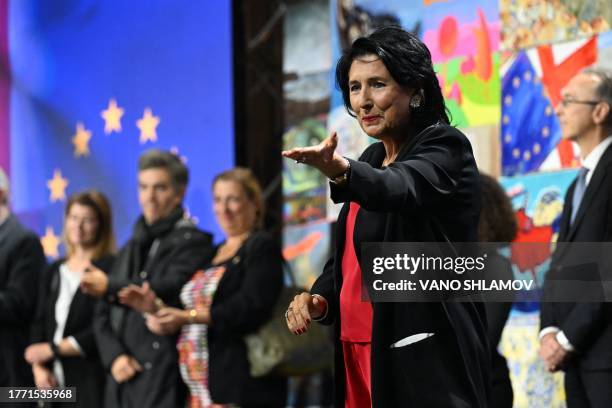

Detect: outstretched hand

[282,132,349,179]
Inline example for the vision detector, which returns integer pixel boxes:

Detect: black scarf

[131,206,185,272]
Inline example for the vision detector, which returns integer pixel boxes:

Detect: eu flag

[501,52,561,176]
[3,0,234,256]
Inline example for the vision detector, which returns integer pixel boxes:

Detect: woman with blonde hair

[25,190,115,407]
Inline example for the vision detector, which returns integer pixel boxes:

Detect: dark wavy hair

[138,149,189,193]
[478,174,517,243]
[336,25,450,133]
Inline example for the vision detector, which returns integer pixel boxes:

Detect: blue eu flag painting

[4,0,234,256]
[501,51,561,176]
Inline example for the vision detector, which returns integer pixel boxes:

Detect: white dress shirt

[52,264,84,386]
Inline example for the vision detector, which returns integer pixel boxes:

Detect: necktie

[570,167,588,224]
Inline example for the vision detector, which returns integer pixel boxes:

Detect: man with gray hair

[84,150,213,407]
[0,167,46,403]
[540,68,612,407]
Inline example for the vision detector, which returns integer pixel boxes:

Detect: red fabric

[342,341,372,408]
[340,202,373,342]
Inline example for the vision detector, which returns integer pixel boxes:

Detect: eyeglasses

[559,97,601,108]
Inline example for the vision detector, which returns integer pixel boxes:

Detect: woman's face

[213,180,258,238]
[348,54,415,140]
[65,203,99,249]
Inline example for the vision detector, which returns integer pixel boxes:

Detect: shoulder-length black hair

[335,25,450,133]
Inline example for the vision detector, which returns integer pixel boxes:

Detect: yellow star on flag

[47,169,69,202]
[40,226,61,258]
[101,98,124,134]
[137,108,160,144]
[72,122,92,157]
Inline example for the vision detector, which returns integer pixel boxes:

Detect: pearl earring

[410,96,421,109]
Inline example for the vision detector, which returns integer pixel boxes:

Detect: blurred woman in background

[25,190,115,407]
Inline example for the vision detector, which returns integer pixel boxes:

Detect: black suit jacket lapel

[567,145,612,241]
[63,289,87,338]
[557,181,575,243]
[40,264,62,341]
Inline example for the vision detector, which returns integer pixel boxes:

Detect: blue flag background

[7,0,234,254]
[501,52,561,176]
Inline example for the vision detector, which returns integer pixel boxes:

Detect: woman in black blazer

[283,26,490,407]
[119,168,286,407]
[25,191,115,407]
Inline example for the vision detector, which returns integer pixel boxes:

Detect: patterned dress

[178,265,227,408]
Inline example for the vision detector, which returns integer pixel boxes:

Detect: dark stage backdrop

[2,0,234,254]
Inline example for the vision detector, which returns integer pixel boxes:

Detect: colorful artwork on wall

[497,169,577,408]
[501,31,612,176]
[500,311,566,408]
[283,220,331,289]
[500,0,612,51]
[331,0,502,129]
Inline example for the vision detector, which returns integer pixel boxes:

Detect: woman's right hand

[282,132,349,179]
[32,363,57,388]
[285,293,327,335]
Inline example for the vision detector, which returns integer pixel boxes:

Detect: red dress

[339,202,373,408]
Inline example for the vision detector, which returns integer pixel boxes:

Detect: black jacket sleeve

[330,126,470,212]
[71,324,98,357]
[150,232,213,305]
[104,232,213,306]
[210,234,283,335]
[71,256,115,356]
[30,261,61,344]
[93,297,127,369]
[539,279,558,331]
[310,257,337,326]
[561,304,605,352]
[0,233,46,325]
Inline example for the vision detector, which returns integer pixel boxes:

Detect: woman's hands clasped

[285,293,327,335]
[146,307,191,336]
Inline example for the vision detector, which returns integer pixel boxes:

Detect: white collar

[582,136,612,176]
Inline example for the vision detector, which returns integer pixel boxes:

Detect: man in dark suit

[82,150,213,408]
[540,68,612,407]
[0,168,46,403]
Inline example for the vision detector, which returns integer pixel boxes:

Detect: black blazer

[484,253,513,408]
[0,214,46,391]
[94,218,213,408]
[541,141,612,370]
[311,124,490,408]
[208,231,287,406]
[31,256,114,408]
